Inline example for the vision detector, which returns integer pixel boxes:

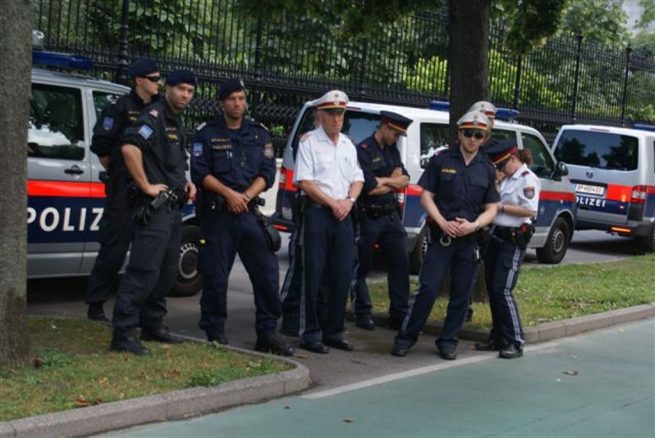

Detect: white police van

[27,46,202,296]
[272,100,577,271]
[552,124,655,252]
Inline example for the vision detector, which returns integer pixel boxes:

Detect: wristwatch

[346,196,356,203]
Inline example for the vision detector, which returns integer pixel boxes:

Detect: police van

[27,46,202,296]
[552,124,655,252]
[272,100,577,271]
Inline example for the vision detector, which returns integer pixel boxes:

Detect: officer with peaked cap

[352,111,412,331]
[476,139,540,359]
[110,70,198,355]
[191,78,294,356]
[392,110,499,359]
[86,59,161,323]
[291,89,364,354]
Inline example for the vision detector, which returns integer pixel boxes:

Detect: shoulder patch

[523,186,536,199]
[148,109,159,117]
[102,117,114,131]
[192,142,203,157]
[196,122,207,131]
[138,125,154,140]
[263,142,275,159]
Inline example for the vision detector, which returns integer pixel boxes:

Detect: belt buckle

[439,234,452,247]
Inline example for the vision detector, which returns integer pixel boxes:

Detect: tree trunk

[0,0,33,366]
[448,0,491,138]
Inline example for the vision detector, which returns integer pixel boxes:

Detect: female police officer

[391,110,499,359]
[476,140,540,359]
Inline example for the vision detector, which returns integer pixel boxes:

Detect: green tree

[560,0,630,48]
[0,0,32,367]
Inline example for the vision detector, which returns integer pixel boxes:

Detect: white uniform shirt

[494,163,541,227]
[294,126,364,199]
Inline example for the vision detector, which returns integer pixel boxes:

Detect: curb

[0,347,310,438]
[368,302,655,343]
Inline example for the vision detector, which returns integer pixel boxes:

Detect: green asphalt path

[117,318,655,438]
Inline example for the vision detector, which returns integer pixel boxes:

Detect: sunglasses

[141,75,161,83]
[460,129,486,140]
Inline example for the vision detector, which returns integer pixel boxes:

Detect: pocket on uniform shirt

[469,175,490,203]
[212,150,233,173]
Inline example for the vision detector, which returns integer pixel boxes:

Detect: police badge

[103,117,114,131]
[193,142,203,157]
[523,186,535,199]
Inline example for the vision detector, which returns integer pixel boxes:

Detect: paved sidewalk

[114,318,655,438]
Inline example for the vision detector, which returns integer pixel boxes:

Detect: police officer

[292,90,364,354]
[477,140,540,359]
[86,59,161,322]
[110,70,198,355]
[191,79,294,356]
[352,111,412,331]
[392,110,499,359]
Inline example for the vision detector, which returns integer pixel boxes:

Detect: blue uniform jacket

[418,146,499,222]
[357,135,409,207]
[190,116,275,191]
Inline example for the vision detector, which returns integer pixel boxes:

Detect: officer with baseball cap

[392,110,499,359]
[109,69,198,355]
[289,89,364,354]
[352,111,413,331]
[86,59,161,323]
[191,78,294,356]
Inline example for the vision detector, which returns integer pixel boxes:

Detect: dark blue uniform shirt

[190,116,275,191]
[121,98,188,189]
[418,146,499,222]
[357,135,409,206]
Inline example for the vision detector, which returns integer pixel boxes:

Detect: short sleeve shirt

[494,163,541,227]
[418,146,499,222]
[294,126,364,199]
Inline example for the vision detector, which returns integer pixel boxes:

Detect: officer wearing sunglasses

[86,59,161,323]
[392,110,499,359]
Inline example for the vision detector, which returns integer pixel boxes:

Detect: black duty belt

[358,203,397,218]
[305,199,329,210]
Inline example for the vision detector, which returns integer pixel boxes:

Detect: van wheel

[536,217,570,264]
[636,224,655,253]
[171,224,202,297]
[409,227,428,274]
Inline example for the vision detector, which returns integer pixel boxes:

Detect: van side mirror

[553,161,568,180]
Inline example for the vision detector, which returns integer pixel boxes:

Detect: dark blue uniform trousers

[300,208,355,343]
[394,237,478,350]
[198,211,281,337]
[86,206,133,305]
[352,212,409,323]
[113,205,181,337]
[483,237,525,348]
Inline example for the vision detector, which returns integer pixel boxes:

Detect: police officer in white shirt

[292,90,364,354]
[477,139,541,359]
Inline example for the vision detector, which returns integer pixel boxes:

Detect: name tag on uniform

[372,157,383,163]
[441,168,456,174]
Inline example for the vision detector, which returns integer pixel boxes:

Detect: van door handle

[64,165,84,175]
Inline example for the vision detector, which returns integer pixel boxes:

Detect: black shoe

[300,340,330,354]
[474,339,501,351]
[207,332,229,345]
[87,303,110,323]
[355,316,375,331]
[255,333,295,356]
[141,327,183,344]
[465,307,474,322]
[391,345,408,357]
[437,347,457,360]
[110,336,150,356]
[499,344,523,359]
[323,337,355,351]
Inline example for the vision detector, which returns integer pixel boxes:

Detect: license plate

[575,183,605,196]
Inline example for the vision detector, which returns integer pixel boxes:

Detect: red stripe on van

[538,191,577,202]
[28,180,106,198]
[405,184,422,197]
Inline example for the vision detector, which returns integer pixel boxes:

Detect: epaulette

[521,170,530,177]
[148,109,159,118]
[258,122,270,132]
[195,122,207,131]
[300,132,311,142]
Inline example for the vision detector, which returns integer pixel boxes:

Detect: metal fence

[34,0,655,142]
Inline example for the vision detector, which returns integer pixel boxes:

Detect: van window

[491,129,517,143]
[521,133,555,178]
[93,91,122,120]
[420,123,450,167]
[28,84,85,160]
[553,130,639,171]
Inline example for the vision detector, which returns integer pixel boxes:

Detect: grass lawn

[369,253,655,330]
[0,317,290,422]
